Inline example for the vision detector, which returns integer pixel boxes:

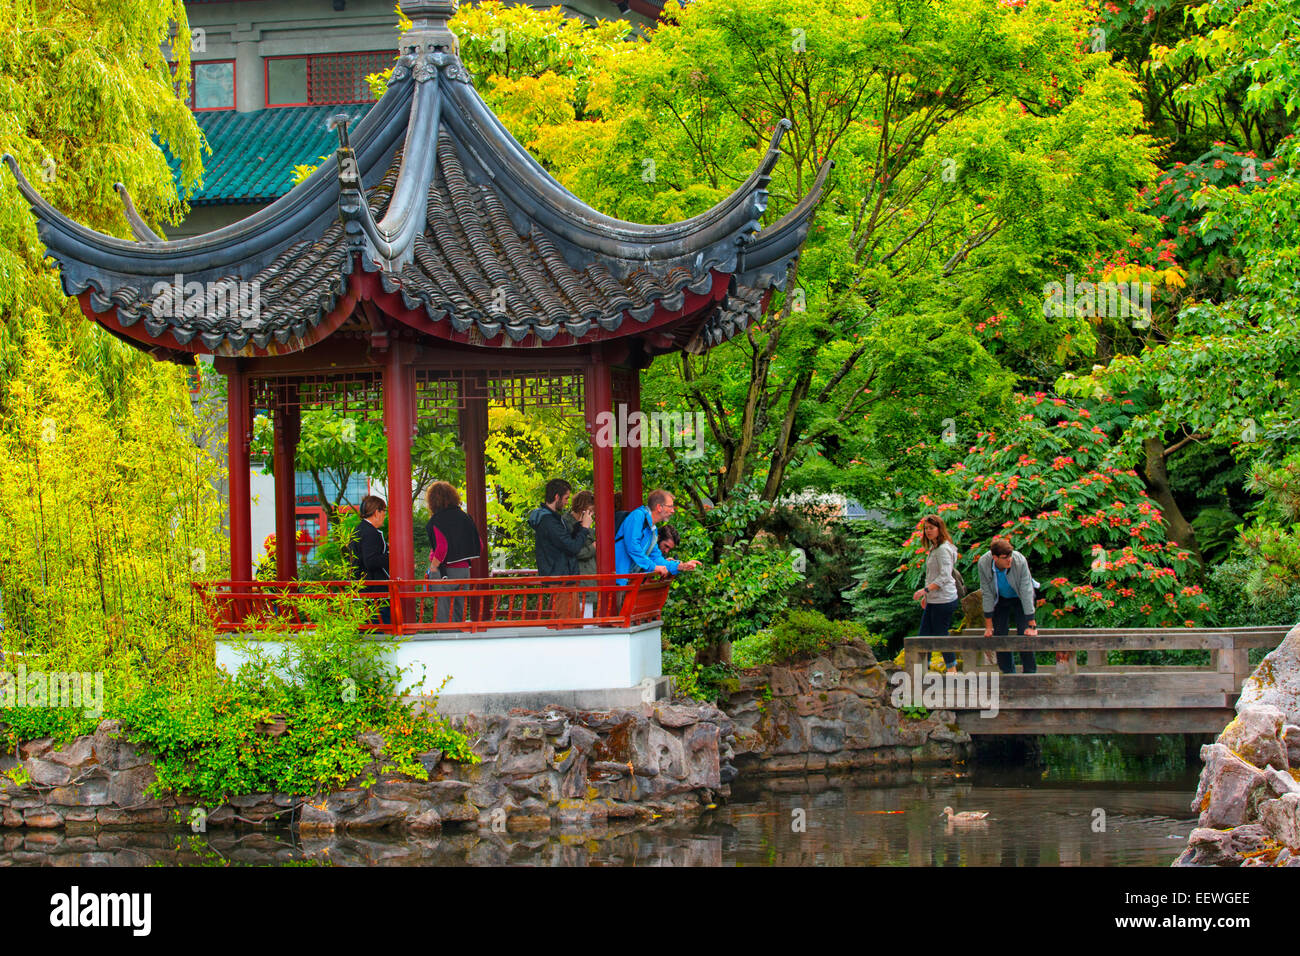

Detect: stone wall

[721,641,969,774]
[0,703,733,833]
[1175,623,1300,866]
[0,639,968,833]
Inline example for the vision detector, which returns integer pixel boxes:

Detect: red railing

[192,572,672,636]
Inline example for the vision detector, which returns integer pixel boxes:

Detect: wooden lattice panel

[486,370,585,417]
[414,368,586,421]
[414,372,464,429]
[251,372,384,421]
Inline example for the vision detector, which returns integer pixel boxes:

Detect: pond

[0,736,1201,866]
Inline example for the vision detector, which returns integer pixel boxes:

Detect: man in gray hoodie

[977,536,1039,674]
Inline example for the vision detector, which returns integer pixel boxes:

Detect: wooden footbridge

[902,626,1293,735]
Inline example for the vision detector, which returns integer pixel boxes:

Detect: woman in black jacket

[349,495,390,626]
[425,482,482,624]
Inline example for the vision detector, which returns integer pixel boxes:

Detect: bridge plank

[911,635,1237,650]
[956,627,1287,634]
[956,709,1237,735]
[905,672,1235,710]
[953,627,1288,649]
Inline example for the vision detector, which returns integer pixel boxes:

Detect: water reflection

[0,762,1198,867]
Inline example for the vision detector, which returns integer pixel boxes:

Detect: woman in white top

[912,514,961,667]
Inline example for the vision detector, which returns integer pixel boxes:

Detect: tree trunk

[1142,437,1202,564]
[694,640,732,668]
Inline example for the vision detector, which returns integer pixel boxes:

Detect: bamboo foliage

[0,324,227,693]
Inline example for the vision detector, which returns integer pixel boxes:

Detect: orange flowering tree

[892,392,1207,627]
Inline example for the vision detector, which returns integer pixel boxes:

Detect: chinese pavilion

[5,0,826,699]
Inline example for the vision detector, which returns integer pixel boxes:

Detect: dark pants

[918,599,961,666]
[992,595,1036,674]
[360,582,390,627]
[429,564,471,623]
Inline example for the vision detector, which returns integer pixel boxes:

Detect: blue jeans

[919,599,961,666]
[992,595,1037,674]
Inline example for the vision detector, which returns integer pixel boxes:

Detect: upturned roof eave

[2,80,412,281]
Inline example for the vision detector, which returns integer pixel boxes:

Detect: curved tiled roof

[5,42,828,358]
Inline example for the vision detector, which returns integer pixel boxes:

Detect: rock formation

[1175,623,1300,866]
[0,704,733,833]
[720,640,969,773]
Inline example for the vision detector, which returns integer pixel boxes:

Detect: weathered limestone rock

[1264,767,1300,798]
[45,780,111,807]
[25,758,72,787]
[804,657,842,690]
[646,723,686,779]
[831,643,878,669]
[768,667,811,698]
[1259,793,1300,849]
[1180,635,1300,867]
[2,701,729,835]
[45,738,97,770]
[652,703,700,728]
[18,738,53,761]
[91,720,152,771]
[1174,824,1271,867]
[494,724,548,776]
[1191,743,1268,829]
[805,717,846,754]
[842,666,888,699]
[22,809,63,828]
[681,722,721,790]
[1237,623,1300,725]
[1217,705,1288,770]
[1284,725,1300,769]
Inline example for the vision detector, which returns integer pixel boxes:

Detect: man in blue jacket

[977,536,1040,674]
[615,489,701,585]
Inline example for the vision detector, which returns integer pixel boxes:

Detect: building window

[265,51,393,107]
[192,59,235,110]
[295,470,368,508]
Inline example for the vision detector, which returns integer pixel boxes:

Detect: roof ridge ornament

[112,183,163,244]
[390,1,472,87]
[400,0,459,56]
[330,74,444,271]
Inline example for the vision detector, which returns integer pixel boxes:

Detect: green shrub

[3,592,477,803]
[732,609,881,669]
[662,540,803,649]
[841,517,925,644]
[1203,556,1300,628]
[757,504,868,620]
[300,512,360,581]
[661,642,736,703]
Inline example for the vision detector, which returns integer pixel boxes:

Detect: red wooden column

[618,368,644,510]
[458,372,491,579]
[226,366,253,583]
[272,383,301,581]
[383,341,415,583]
[588,355,616,575]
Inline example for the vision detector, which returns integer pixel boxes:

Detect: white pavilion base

[215,622,666,716]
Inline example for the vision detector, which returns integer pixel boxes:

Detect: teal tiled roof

[183,104,373,204]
